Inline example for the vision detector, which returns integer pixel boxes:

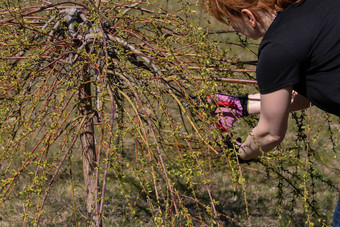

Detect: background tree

[0,0,338,226]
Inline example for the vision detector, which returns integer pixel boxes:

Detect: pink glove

[207,94,248,132]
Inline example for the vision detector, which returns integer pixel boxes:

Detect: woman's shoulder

[268,0,340,35]
[261,0,340,60]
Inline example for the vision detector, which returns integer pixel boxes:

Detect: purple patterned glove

[207,94,248,132]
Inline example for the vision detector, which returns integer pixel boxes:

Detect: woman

[203,0,340,225]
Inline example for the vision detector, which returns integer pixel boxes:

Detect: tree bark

[78,77,101,225]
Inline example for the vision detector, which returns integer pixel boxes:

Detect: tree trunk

[78,77,101,225]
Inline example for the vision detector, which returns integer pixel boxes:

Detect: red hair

[203,0,302,24]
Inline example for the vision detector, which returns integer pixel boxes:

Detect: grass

[0,119,338,226]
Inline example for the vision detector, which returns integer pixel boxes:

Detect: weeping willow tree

[0,0,338,226]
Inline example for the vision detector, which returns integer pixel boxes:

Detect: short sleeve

[256,42,301,94]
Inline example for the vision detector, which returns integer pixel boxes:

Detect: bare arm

[239,87,293,160]
[247,91,311,115]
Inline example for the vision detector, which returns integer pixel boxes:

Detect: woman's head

[203,0,302,24]
[203,0,302,39]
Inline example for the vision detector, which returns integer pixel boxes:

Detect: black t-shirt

[257,0,340,116]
